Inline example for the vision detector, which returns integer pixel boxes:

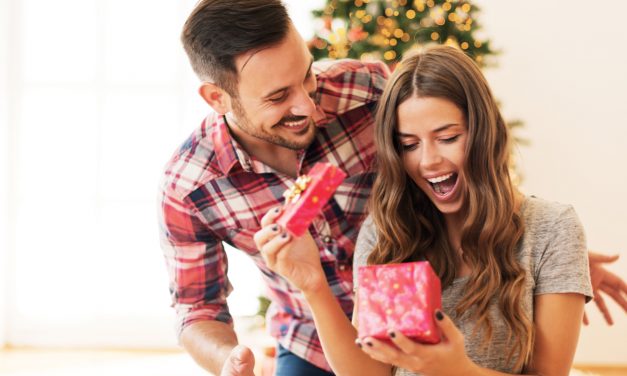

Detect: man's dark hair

[181,0,291,96]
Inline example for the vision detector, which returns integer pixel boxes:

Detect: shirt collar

[210,114,247,175]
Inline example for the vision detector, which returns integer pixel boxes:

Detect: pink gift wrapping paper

[276,162,347,237]
[357,261,442,344]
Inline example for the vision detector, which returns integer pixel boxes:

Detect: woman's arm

[303,285,392,376]
[254,208,391,376]
[524,293,586,376]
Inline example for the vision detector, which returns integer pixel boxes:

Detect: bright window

[3,0,320,348]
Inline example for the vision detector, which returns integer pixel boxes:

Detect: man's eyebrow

[261,58,314,100]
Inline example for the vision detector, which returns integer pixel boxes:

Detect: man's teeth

[427,173,453,184]
[283,119,307,128]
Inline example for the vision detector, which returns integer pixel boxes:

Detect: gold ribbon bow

[283,175,312,204]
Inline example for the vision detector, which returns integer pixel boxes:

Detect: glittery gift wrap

[357,261,442,344]
[276,163,347,237]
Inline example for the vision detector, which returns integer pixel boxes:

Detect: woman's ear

[199,82,232,115]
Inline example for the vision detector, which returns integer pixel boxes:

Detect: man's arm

[159,188,254,375]
[181,321,254,375]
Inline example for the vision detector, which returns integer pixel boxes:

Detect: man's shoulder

[160,114,223,200]
[313,58,389,80]
[313,59,390,117]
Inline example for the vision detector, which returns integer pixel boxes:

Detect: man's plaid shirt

[158,59,389,371]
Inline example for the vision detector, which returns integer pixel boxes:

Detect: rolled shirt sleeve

[159,189,233,337]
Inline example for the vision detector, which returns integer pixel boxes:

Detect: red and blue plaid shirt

[158,59,389,371]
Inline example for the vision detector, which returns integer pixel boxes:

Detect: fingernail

[435,310,444,321]
[281,232,288,238]
[389,331,396,338]
[271,225,278,232]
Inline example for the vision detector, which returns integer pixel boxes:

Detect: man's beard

[230,100,316,151]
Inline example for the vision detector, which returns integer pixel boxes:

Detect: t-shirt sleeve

[353,215,378,290]
[534,205,593,302]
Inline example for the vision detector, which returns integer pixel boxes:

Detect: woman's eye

[441,135,460,143]
[402,143,418,151]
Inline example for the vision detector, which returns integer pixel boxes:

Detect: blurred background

[1,0,625,374]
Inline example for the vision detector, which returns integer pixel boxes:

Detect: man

[159,1,627,375]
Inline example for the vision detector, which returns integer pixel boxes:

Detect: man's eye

[269,93,288,103]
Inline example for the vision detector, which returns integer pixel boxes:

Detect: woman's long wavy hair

[368,45,532,370]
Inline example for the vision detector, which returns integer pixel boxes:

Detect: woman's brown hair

[368,45,532,370]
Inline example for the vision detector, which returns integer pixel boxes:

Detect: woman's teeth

[427,173,453,184]
[426,173,457,195]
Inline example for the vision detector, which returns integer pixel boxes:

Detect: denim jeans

[274,344,335,376]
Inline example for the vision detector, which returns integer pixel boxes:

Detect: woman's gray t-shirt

[353,196,593,375]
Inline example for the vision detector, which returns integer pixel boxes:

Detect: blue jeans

[275,345,335,376]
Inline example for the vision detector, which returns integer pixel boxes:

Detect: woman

[254,45,592,375]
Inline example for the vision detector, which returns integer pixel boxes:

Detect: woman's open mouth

[426,172,459,198]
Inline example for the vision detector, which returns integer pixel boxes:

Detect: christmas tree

[308,0,525,184]
[309,0,496,66]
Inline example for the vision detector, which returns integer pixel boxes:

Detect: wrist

[461,358,483,376]
[302,276,331,299]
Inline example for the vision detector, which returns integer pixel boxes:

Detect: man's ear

[199,82,232,115]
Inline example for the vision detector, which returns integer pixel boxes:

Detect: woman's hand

[357,310,475,376]
[253,207,326,294]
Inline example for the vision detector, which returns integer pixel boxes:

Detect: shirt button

[339,264,347,271]
[323,236,332,243]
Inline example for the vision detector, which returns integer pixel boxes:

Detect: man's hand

[585,252,627,325]
[220,345,256,376]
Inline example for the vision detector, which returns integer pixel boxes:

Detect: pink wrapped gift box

[357,261,442,344]
[276,162,346,237]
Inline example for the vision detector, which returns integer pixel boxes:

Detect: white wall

[0,0,10,348]
[1,0,624,364]
[476,0,627,364]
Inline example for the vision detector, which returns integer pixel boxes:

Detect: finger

[583,310,589,326]
[588,252,619,264]
[260,232,291,268]
[387,328,427,357]
[253,222,281,249]
[433,310,463,344]
[260,206,282,227]
[603,271,627,295]
[600,282,627,313]
[593,291,614,325]
[359,337,407,367]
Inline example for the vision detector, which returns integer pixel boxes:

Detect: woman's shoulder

[519,195,586,264]
[354,215,380,266]
[521,195,580,231]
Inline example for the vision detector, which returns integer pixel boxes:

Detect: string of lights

[309,0,497,66]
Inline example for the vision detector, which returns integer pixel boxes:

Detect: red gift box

[357,261,442,344]
[276,163,347,237]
